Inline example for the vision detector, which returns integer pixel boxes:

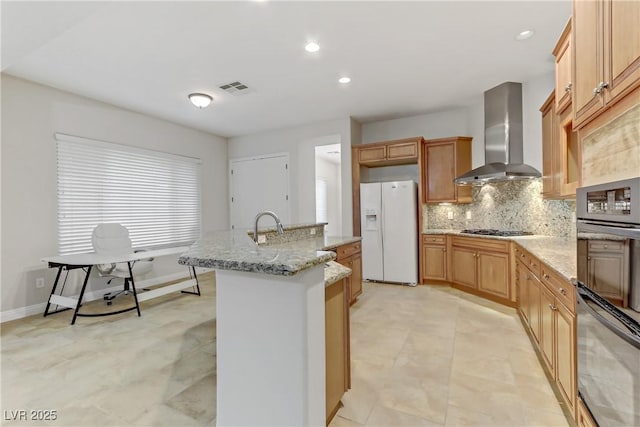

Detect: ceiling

[1,1,571,138]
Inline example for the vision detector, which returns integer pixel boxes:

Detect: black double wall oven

[576,177,640,427]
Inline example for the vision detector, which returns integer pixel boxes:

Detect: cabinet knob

[548,304,557,311]
[604,244,608,249]
[443,248,446,252]
[587,256,591,260]
[593,81,610,95]
[564,82,572,92]
[432,238,436,241]
[521,253,525,258]
[543,273,550,280]
[559,287,567,295]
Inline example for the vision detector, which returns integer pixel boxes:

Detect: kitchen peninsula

[178,224,359,426]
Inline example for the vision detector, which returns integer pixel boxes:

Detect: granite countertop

[324,261,352,286]
[178,231,360,277]
[423,229,576,282]
[242,222,328,234]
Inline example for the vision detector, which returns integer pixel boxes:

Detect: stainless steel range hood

[455,82,541,184]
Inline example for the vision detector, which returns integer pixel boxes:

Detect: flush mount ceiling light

[188,93,213,108]
[338,77,351,84]
[516,29,535,41]
[305,42,320,53]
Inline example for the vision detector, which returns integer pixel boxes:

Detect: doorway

[315,143,342,236]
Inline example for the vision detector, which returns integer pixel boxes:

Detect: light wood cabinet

[450,246,477,289]
[573,0,640,128]
[540,92,559,198]
[421,235,448,282]
[325,277,349,425]
[333,241,363,305]
[516,244,577,419]
[516,260,530,324]
[450,236,511,302]
[577,397,598,427]
[356,137,420,167]
[553,18,573,113]
[540,90,579,199]
[422,137,472,203]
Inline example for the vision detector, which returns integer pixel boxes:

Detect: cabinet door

[477,252,509,299]
[528,275,542,345]
[451,247,477,289]
[425,142,456,202]
[358,145,386,163]
[350,252,363,304]
[540,285,556,374]
[325,279,346,424]
[573,0,604,127]
[555,21,573,112]
[422,244,447,281]
[556,302,576,417]
[387,141,418,161]
[603,0,640,104]
[558,107,580,197]
[540,93,557,197]
[517,263,530,324]
[588,252,625,301]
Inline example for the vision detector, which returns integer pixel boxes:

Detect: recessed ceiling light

[305,42,320,53]
[188,93,213,108]
[516,29,535,41]
[338,77,351,84]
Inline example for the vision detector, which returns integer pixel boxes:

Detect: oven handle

[577,284,640,349]
[577,220,640,238]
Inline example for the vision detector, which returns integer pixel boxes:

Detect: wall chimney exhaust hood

[454,82,541,185]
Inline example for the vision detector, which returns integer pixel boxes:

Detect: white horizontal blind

[56,134,201,255]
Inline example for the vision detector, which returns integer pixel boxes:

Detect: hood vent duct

[455,82,541,184]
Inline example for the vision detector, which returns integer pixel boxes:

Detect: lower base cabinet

[325,278,350,425]
[421,235,448,281]
[577,397,597,427]
[516,246,576,419]
[334,241,363,305]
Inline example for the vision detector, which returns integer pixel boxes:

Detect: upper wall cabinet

[357,137,421,166]
[422,137,472,203]
[540,92,559,198]
[553,19,573,114]
[573,0,640,129]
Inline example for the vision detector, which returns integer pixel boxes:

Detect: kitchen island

[179,228,358,426]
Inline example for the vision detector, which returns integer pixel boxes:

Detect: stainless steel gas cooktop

[460,229,534,237]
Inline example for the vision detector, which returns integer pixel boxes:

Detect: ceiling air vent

[219,81,251,95]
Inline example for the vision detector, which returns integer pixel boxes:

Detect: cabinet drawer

[515,246,542,278]
[588,240,624,252]
[358,146,386,163]
[387,142,418,160]
[451,236,509,253]
[336,241,361,260]
[422,234,446,245]
[541,266,575,313]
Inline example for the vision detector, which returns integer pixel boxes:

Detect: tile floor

[1,275,570,427]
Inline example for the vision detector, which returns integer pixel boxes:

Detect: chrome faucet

[253,211,284,243]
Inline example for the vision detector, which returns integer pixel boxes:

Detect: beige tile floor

[1,275,570,427]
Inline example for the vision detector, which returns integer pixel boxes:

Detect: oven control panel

[577,177,640,225]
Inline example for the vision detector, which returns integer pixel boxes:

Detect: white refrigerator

[360,180,418,285]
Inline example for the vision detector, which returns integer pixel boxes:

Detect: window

[56,133,201,255]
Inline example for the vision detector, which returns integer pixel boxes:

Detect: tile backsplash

[423,178,575,237]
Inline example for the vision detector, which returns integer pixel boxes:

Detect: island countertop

[178,231,360,276]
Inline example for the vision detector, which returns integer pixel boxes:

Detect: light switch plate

[466,211,472,220]
[310,228,316,235]
[447,211,454,220]
[257,235,267,244]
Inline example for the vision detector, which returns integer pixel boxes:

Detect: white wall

[522,73,555,171]
[229,119,353,236]
[1,74,228,314]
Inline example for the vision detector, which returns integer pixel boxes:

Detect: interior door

[229,154,290,231]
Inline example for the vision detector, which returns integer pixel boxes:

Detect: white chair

[92,223,153,304]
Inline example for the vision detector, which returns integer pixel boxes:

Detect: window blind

[55,133,201,255]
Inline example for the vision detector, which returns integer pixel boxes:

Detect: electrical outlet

[466,211,472,220]
[310,228,316,235]
[257,234,267,244]
[447,211,454,220]
[35,278,45,289]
